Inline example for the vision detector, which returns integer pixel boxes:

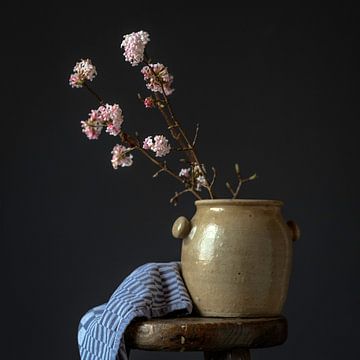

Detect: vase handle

[287,220,300,241]
[172,216,191,239]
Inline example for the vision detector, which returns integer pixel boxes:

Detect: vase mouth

[195,199,284,207]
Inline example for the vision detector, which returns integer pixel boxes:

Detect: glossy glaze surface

[177,200,296,317]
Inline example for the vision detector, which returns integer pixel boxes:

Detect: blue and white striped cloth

[78,262,193,360]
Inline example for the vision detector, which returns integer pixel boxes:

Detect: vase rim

[195,199,284,206]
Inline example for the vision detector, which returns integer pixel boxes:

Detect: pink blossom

[94,105,112,123]
[73,59,97,81]
[80,104,124,140]
[195,175,207,191]
[142,136,154,150]
[69,59,97,88]
[88,104,124,136]
[69,73,82,88]
[106,123,121,136]
[141,63,174,96]
[142,135,171,157]
[143,97,154,108]
[121,31,150,66]
[104,104,124,136]
[88,109,100,122]
[81,120,102,140]
[179,168,191,178]
[111,144,133,169]
[152,135,171,157]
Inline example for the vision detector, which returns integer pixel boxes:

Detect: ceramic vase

[172,199,300,317]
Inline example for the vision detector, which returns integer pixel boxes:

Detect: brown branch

[143,60,196,157]
[120,133,201,199]
[81,70,206,203]
[170,188,201,206]
[78,77,205,204]
[176,147,193,151]
[153,162,167,177]
[135,146,185,185]
[153,92,182,139]
[83,82,104,104]
[142,58,215,199]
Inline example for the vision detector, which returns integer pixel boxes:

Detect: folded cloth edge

[78,261,193,360]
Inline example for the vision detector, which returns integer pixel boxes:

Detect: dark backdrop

[3,2,360,359]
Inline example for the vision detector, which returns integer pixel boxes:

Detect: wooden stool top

[125,316,287,352]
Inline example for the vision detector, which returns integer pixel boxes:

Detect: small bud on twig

[235,163,240,176]
[192,123,200,147]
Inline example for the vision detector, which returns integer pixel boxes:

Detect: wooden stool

[125,316,287,359]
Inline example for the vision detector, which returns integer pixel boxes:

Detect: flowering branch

[136,147,201,201]
[142,59,194,154]
[142,58,214,199]
[73,71,202,203]
[69,30,257,206]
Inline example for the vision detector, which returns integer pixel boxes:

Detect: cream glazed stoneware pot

[172,199,300,317]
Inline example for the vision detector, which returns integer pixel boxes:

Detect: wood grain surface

[125,316,287,352]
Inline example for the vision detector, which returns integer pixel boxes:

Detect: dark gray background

[3,2,360,359]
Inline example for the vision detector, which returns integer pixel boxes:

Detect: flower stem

[143,58,215,199]
[136,147,202,200]
[83,82,104,104]
[82,76,203,202]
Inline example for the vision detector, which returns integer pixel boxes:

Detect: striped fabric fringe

[78,262,193,360]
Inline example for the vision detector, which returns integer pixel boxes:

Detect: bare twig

[176,147,193,151]
[136,147,183,182]
[153,167,166,178]
[225,182,235,197]
[170,188,197,205]
[192,123,200,147]
[226,163,257,199]
[210,167,217,189]
[134,145,202,202]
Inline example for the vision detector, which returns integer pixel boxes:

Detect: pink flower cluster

[195,175,207,191]
[143,97,154,108]
[81,104,124,140]
[143,135,171,157]
[141,63,174,96]
[111,144,133,169]
[69,59,97,88]
[193,164,207,191]
[81,120,102,140]
[179,168,191,178]
[121,31,150,66]
[179,167,206,191]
